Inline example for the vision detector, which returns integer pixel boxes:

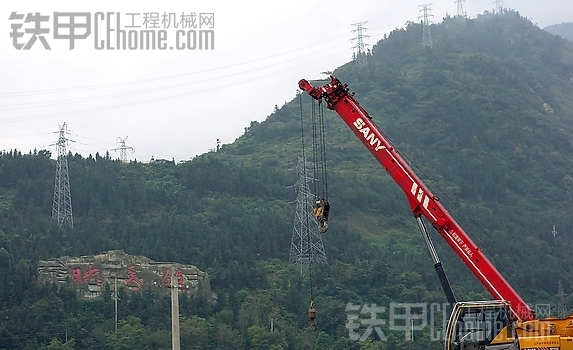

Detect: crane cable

[318,103,328,199]
[310,98,331,235]
[311,100,329,199]
[299,92,319,328]
[310,98,329,327]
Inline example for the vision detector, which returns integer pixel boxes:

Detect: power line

[0,36,352,100]
[0,48,349,123]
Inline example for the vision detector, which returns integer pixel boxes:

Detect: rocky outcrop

[38,250,214,301]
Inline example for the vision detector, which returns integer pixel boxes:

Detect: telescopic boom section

[298,76,534,322]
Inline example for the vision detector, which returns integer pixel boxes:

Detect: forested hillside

[2,10,573,350]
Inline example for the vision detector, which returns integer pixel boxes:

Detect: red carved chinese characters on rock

[71,264,102,284]
[125,264,143,292]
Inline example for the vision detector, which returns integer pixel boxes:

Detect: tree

[247,325,288,350]
[106,316,147,350]
[46,338,76,350]
[180,316,212,350]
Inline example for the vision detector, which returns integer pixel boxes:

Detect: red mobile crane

[299,76,573,350]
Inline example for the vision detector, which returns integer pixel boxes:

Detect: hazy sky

[1,0,571,162]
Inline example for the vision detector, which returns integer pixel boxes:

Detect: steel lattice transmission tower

[289,157,327,276]
[351,21,370,67]
[455,0,466,17]
[557,280,568,318]
[494,0,503,14]
[113,136,134,162]
[419,4,434,48]
[52,123,73,228]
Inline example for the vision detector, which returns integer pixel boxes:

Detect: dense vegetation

[2,10,573,350]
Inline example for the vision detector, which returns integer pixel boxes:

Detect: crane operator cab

[446,301,518,350]
[313,197,330,233]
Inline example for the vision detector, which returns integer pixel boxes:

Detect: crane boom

[298,76,534,322]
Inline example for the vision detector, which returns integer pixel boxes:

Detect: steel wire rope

[311,100,319,197]
[318,102,328,199]
[299,89,317,329]
[299,91,307,192]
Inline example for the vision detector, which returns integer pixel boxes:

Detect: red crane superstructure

[299,76,533,321]
[299,76,534,321]
[299,76,573,350]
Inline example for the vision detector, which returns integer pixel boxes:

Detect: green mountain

[544,22,573,42]
[1,10,573,350]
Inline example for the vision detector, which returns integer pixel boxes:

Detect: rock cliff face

[37,250,214,301]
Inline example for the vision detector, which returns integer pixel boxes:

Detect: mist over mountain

[544,22,573,41]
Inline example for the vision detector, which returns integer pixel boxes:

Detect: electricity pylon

[289,157,327,276]
[419,4,434,48]
[494,0,503,14]
[52,123,73,228]
[351,21,370,67]
[455,0,466,17]
[113,136,134,162]
[557,280,568,318]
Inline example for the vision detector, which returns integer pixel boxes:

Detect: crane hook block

[313,197,330,233]
[308,300,317,327]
